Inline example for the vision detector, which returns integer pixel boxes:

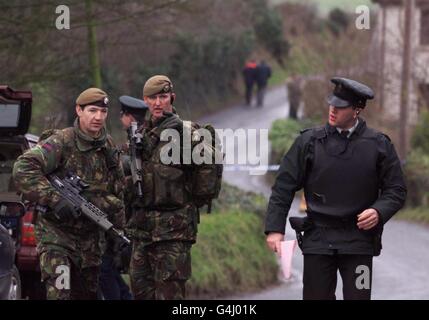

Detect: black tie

[340,130,349,139]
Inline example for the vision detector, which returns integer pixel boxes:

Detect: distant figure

[256,60,272,107]
[286,74,303,119]
[242,59,258,106]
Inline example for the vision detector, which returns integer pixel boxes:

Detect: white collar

[336,118,359,138]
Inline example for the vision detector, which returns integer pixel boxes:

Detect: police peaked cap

[326,77,374,108]
[119,95,148,114]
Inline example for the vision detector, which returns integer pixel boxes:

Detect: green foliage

[326,8,350,36]
[186,182,277,297]
[396,206,429,225]
[251,0,290,67]
[405,112,429,207]
[211,183,267,219]
[167,30,255,117]
[172,30,255,95]
[411,110,429,154]
[188,211,278,297]
[404,149,429,207]
[269,118,304,163]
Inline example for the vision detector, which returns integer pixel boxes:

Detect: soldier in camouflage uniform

[13,88,125,300]
[127,75,203,300]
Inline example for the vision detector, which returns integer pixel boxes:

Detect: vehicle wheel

[8,265,21,300]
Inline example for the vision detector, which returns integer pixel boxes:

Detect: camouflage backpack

[190,123,224,212]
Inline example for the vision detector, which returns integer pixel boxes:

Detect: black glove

[111,235,131,272]
[52,198,80,222]
[158,111,183,131]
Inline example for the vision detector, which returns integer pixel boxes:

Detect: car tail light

[21,211,36,246]
[0,202,24,217]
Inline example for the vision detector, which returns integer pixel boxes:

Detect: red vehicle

[0,85,44,299]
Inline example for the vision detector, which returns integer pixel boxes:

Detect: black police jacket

[265,118,407,255]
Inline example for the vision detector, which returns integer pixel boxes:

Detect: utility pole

[399,0,413,160]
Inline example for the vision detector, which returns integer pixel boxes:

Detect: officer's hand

[266,232,284,257]
[158,111,183,131]
[357,208,380,230]
[52,198,80,222]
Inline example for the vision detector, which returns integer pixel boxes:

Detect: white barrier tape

[223,165,280,171]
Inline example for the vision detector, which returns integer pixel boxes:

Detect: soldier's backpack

[190,123,224,212]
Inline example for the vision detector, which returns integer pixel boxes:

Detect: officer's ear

[353,107,362,117]
[170,93,176,105]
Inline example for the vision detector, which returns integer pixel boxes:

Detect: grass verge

[395,207,429,225]
[188,210,278,298]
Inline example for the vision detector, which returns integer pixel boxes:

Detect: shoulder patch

[38,128,63,143]
[41,142,54,153]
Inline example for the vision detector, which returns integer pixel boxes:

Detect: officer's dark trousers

[303,254,373,300]
[99,255,133,300]
[245,82,254,106]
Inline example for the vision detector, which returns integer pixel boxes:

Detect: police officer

[118,95,149,205]
[265,77,407,300]
[126,75,203,300]
[119,95,148,130]
[13,88,125,300]
[97,96,148,300]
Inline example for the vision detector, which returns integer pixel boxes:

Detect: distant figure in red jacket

[242,59,258,106]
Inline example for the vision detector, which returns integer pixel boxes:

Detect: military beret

[119,95,148,114]
[76,87,109,108]
[326,77,374,108]
[143,75,173,97]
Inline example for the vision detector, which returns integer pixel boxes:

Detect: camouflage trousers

[39,250,100,300]
[129,240,192,300]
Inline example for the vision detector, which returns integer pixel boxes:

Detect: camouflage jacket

[13,119,125,265]
[126,113,202,244]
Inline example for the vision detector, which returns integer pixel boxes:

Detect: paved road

[200,86,429,300]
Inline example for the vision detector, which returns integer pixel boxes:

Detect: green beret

[143,75,173,97]
[76,87,109,108]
